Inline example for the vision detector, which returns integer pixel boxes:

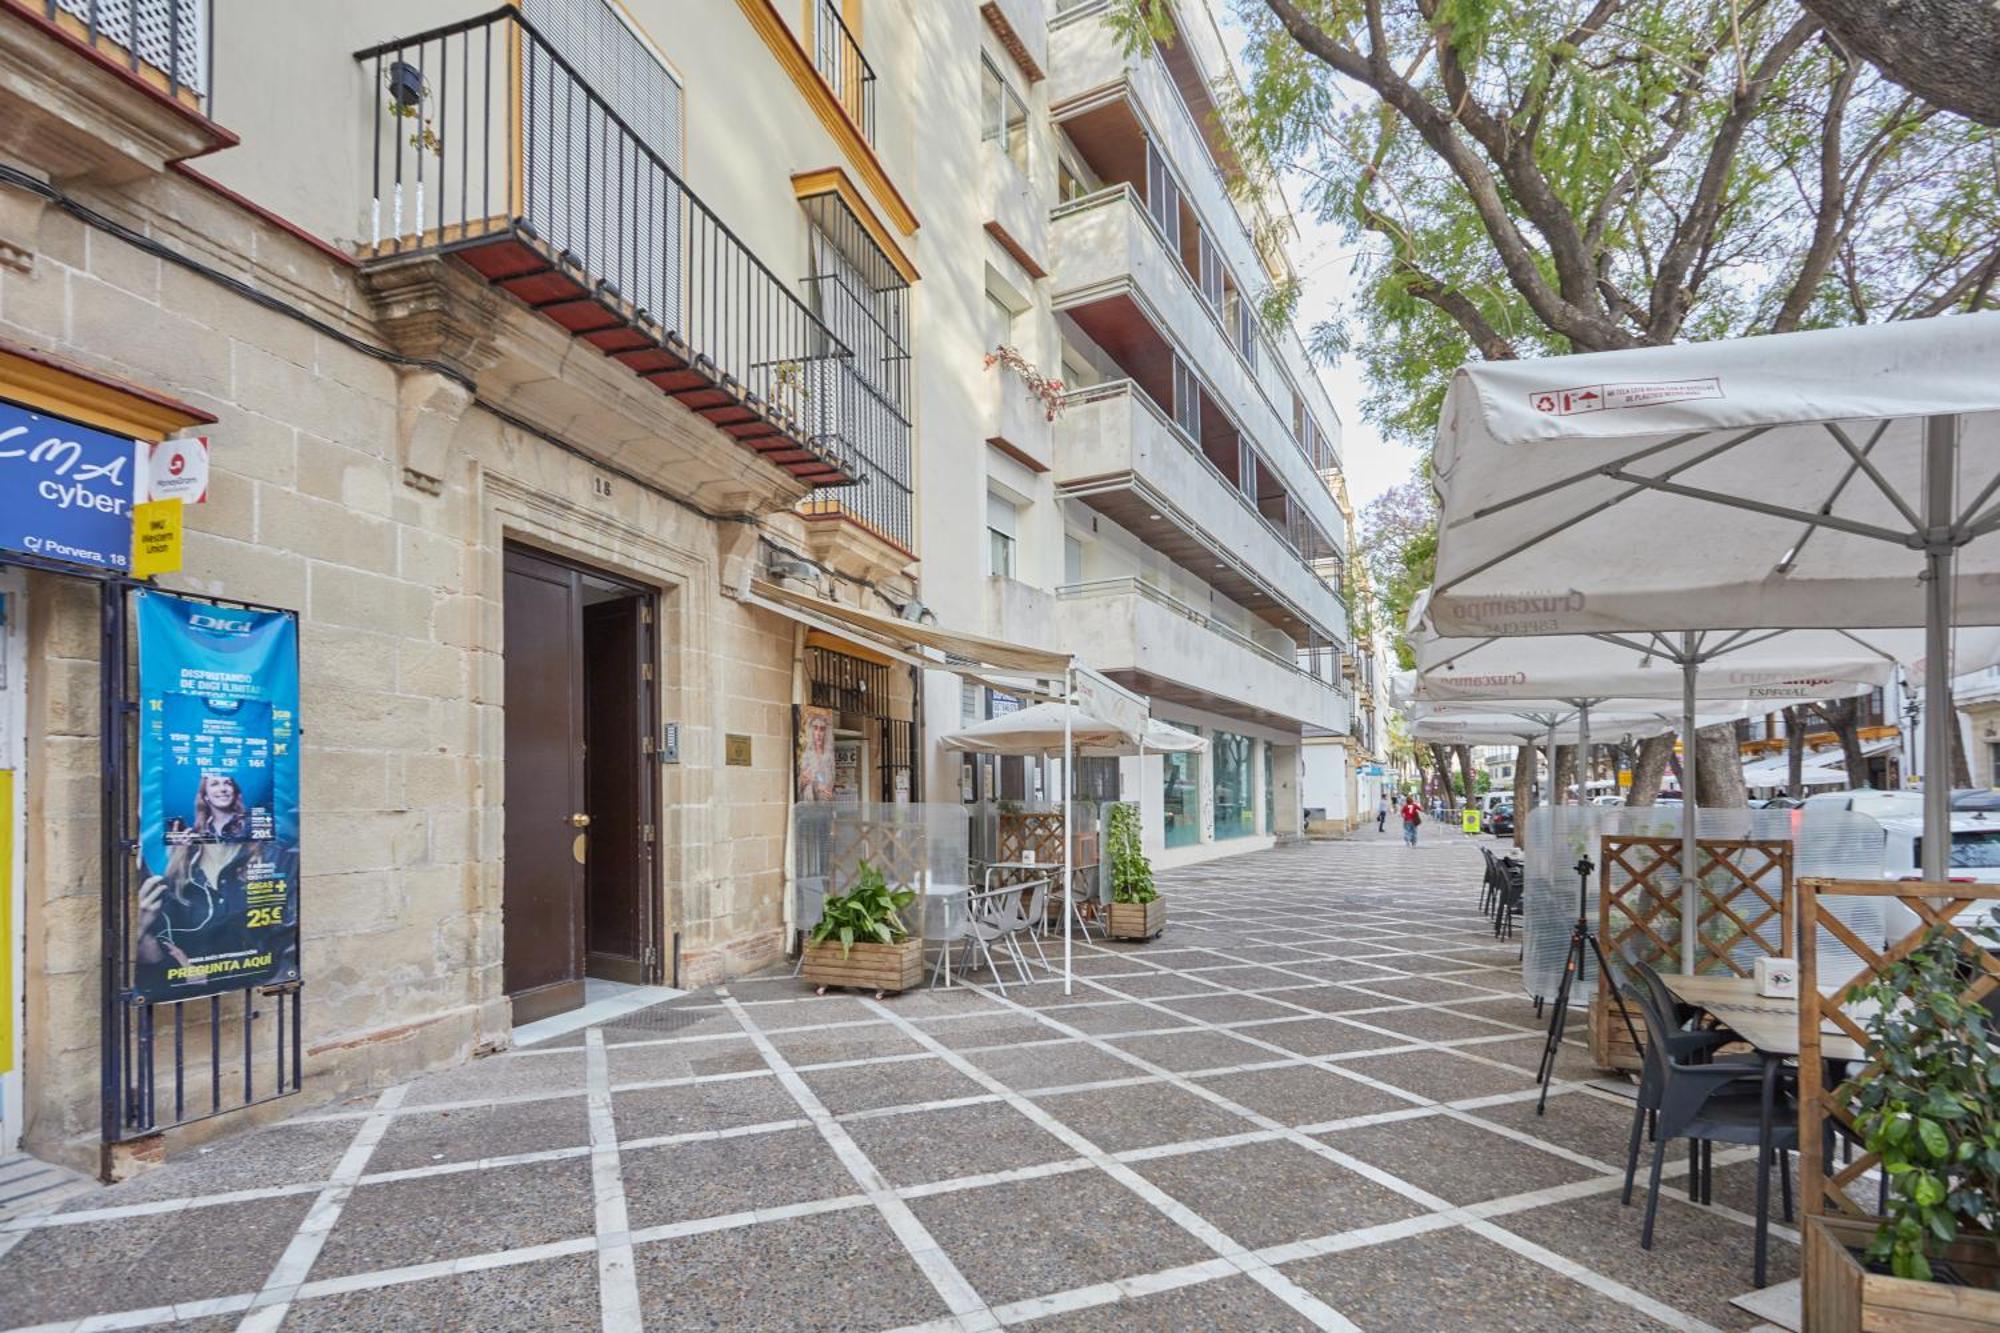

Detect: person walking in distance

[1400,793,1422,847]
[1376,792,1389,833]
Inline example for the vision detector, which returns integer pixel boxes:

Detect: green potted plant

[802,861,924,997]
[1804,915,2000,1327]
[1104,802,1163,941]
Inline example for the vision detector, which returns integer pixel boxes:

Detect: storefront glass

[1214,730,1255,840]
[1264,742,1275,833]
[1161,724,1201,848]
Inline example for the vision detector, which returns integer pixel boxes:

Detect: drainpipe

[781,621,808,954]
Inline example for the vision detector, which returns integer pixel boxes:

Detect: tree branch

[1773,46,1857,332]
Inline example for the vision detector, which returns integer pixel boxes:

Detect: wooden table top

[1660,972,1868,1063]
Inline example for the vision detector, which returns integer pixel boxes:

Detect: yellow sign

[0,769,12,1078]
[130,499,183,577]
[1461,808,1482,835]
[725,734,753,767]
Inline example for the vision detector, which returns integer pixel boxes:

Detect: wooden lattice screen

[997,811,1099,893]
[827,818,930,897]
[1797,877,2000,1220]
[1589,835,1793,1069]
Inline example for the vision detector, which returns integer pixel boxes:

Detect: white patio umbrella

[1425,312,2000,880]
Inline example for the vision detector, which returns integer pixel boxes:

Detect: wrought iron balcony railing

[354,8,861,488]
[810,0,876,142]
[12,0,210,113]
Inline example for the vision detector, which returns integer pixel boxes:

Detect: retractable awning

[744,578,1072,678]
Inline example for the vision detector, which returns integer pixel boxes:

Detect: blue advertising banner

[0,400,142,572]
[135,592,301,1001]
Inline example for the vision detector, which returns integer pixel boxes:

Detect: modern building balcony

[982,139,1048,280]
[351,9,865,494]
[1049,185,1345,557]
[0,0,231,182]
[1055,380,1345,645]
[1056,577,1348,733]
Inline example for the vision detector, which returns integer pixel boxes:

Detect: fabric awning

[745,578,1072,678]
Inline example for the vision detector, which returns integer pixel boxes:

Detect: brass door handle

[569,812,591,828]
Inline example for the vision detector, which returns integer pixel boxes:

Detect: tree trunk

[1949,704,1972,789]
[1428,744,1452,799]
[1693,723,1748,807]
[1455,745,1478,810]
[1812,699,1869,788]
[1554,745,1576,805]
[1804,0,2000,128]
[1627,735,1675,806]
[1512,744,1532,849]
[1785,706,1808,796]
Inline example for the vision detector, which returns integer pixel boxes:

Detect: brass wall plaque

[725,733,753,766]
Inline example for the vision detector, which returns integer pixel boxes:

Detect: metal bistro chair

[1628,976,1798,1286]
[1479,847,1500,915]
[954,884,1034,994]
[1490,857,1525,942]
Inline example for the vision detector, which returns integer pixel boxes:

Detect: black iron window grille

[811,0,876,142]
[805,646,916,803]
[354,9,861,488]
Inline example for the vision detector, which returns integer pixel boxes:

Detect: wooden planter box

[1107,898,1165,941]
[1804,1215,2000,1331]
[1588,994,1648,1073]
[801,936,925,994]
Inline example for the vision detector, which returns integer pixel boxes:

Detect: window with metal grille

[1171,356,1200,442]
[1144,141,1181,252]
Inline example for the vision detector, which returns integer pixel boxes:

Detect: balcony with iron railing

[8,0,209,110]
[809,0,875,143]
[352,8,862,490]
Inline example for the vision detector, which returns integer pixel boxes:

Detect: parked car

[1748,795,1803,810]
[1590,794,1626,807]
[1799,788,1924,821]
[1951,787,2000,813]
[1486,804,1516,836]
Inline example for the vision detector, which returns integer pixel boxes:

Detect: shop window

[1162,723,1201,848]
[1213,729,1255,839]
[1264,741,1275,832]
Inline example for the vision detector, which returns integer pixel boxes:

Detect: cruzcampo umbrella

[1424,312,2000,881]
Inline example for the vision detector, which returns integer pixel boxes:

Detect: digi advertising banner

[134,592,301,1001]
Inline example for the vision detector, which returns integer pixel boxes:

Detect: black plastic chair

[1478,847,1501,915]
[1620,957,1754,1205]
[1491,859,1524,941]
[1629,977,1798,1286]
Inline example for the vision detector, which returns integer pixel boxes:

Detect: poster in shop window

[134,591,301,1001]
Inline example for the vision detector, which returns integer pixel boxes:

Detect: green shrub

[808,862,915,957]
[1107,802,1156,904]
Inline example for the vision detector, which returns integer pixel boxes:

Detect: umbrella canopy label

[1529,379,1723,416]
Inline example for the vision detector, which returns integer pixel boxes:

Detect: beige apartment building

[0,0,1352,1174]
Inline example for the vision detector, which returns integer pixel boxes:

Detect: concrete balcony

[1057,578,1348,732]
[1055,380,1345,644]
[1049,186,1342,549]
[981,0,1047,82]
[981,355,1053,468]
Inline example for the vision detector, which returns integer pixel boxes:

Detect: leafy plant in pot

[1105,802,1163,941]
[1846,916,2000,1287]
[803,861,923,997]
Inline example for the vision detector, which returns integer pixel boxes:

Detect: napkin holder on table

[1754,955,1798,999]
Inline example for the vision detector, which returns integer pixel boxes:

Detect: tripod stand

[1534,854,1641,1115]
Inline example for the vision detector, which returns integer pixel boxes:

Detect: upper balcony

[0,0,232,181]
[352,9,864,494]
[1055,380,1345,644]
[1056,577,1347,733]
[807,0,875,143]
[1049,184,1344,557]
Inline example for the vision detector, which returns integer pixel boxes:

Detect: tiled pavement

[0,830,1798,1331]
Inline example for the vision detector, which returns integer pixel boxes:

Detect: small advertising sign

[147,435,209,504]
[134,592,301,1001]
[130,499,184,578]
[0,400,142,573]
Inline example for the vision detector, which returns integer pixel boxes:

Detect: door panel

[503,548,586,1018]
[583,596,651,981]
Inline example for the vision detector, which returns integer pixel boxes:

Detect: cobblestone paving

[0,831,1796,1331]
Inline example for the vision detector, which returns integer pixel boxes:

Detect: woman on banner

[190,772,252,842]
[135,769,297,994]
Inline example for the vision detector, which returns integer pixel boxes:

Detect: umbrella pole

[1921,416,1958,881]
[1546,721,1558,808]
[1680,637,1700,975]
[1063,665,1074,996]
[1576,701,1590,805]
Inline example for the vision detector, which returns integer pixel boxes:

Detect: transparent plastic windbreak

[1516,806,1890,1001]
[790,803,972,943]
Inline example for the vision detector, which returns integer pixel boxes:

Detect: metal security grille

[520,0,683,319]
[51,0,206,96]
[805,646,916,804]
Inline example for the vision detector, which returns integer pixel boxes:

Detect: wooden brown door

[583,595,654,982]
[503,547,588,1023]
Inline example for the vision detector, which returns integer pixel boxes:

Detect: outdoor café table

[1659,973,1868,1286]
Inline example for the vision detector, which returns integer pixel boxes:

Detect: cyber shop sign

[0,399,145,573]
